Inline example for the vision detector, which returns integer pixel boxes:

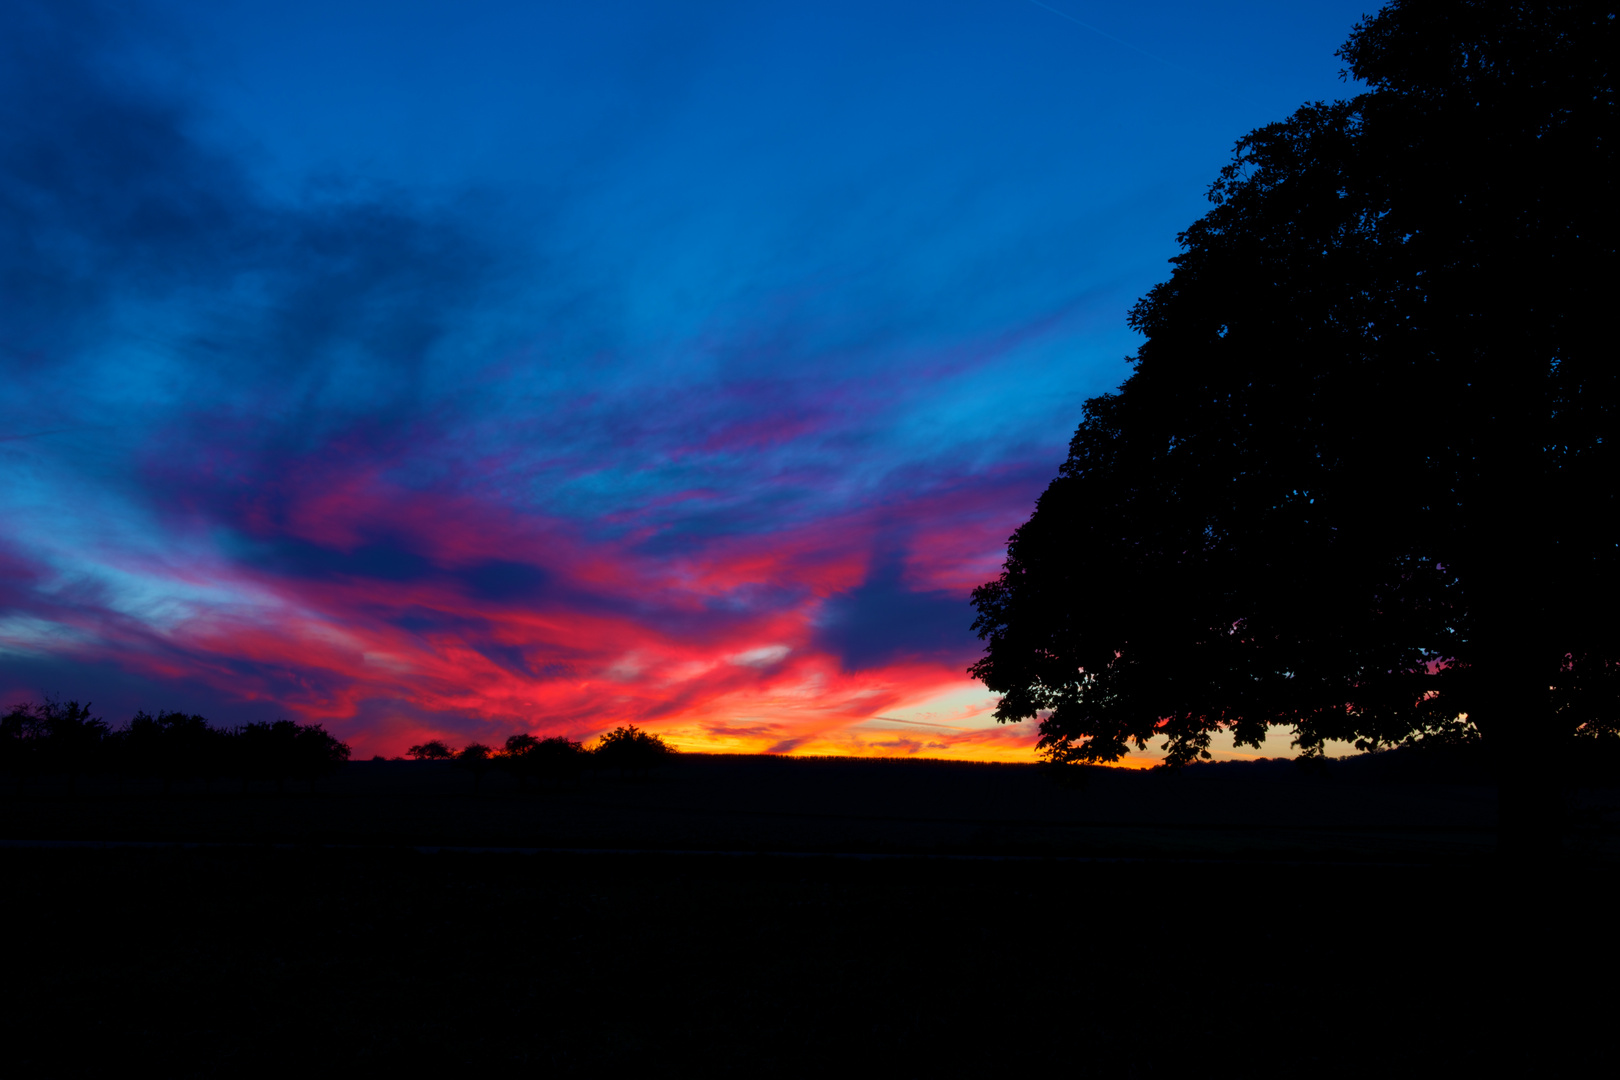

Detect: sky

[1,0,1373,761]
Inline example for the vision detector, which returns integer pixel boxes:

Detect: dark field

[4,755,1616,1074]
[0,751,1564,858]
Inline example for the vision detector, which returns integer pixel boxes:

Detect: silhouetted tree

[237,720,290,788]
[504,733,588,785]
[0,699,108,787]
[407,739,457,761]
[236,720,350,790]
[118,710,223,792]
[291,722,351,786]
[970,1,1614,853]
[499,734,539,787]
[454,742,495,787]
[533,735,587,782]
[592,724,674,777]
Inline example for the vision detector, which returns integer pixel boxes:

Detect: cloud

[1,2,243,360]
[815,553,977,672]
[1,2,501,417]
[0,0,1088,762]
[699,721,787,740]
[730,645,791,668]
[461,561,552,603]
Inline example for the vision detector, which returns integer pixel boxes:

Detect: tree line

[407,724,675,782]
[0,698,351,790]
[2,700,677,790]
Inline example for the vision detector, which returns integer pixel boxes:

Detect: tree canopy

[970,1,1615,787]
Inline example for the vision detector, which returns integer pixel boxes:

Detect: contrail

[868,715,967,731]
[0,429,77,442]
[1023,0,1182,69]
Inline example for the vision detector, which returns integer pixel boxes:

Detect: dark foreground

[3,754,1616,1073]
[3,847,1613,1075]
[6,749,1598,859]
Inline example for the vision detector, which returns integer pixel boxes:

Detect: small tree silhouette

[407,739,456,761]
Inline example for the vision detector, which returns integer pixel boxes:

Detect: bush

[592,725,674,775]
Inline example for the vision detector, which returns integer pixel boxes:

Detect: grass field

[3,754,1615,1074]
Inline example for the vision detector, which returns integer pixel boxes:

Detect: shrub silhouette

[592,724,674,776]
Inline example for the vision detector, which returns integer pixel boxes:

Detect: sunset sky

[2,0,1370,760]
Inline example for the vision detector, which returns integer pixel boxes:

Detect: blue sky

[1,0,1372,758]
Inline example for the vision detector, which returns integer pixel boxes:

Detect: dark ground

[0,751,1554,858]
[3,753,1616,1074]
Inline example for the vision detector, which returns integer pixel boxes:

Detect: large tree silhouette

[970,1,1614,847]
